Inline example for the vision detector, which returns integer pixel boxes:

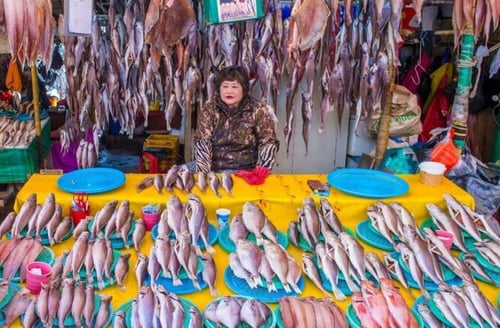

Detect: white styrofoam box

[347,116,376,157]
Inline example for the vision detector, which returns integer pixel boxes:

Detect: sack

[369,84,423,138]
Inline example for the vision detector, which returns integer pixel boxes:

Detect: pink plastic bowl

[26,261,52,295]
[435,230,454,249]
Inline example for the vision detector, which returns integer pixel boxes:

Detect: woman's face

[220,80,244,107]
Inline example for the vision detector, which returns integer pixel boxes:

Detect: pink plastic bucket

[26,262,52,295]
[142,210,160,231]
[436,230,454,249]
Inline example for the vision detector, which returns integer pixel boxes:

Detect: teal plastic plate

[218,226,288,253]
[356,220,394,251]
[472,248,500,273]
[0,283,21,326]
[224,267,304,303]
[147,257,208,295]
[458,253,500,286]
[62,249,124,289]
[150,223,218,251]
[413,295,499,328]
[32,292,113,328]
[57,168,126,194]
[87,219,136,249]
[0,246,55,282]
[6,221,74,246]
[204,296,275,328]
[390,252,463,292]
[327,168,409,198]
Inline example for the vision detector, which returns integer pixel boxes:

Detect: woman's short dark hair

[215,66,249,96]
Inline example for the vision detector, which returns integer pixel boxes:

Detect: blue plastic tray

[327,168,409,198]
[57,168,126,194]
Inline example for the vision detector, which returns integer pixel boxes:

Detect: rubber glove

[234,166,270,185]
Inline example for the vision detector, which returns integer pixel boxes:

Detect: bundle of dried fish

[25,279,113,328]
[279,296,347,328]
[2,0,55,67]
[0,238,44,282]
[117,285,203,327]
[352,278,419,328]
[0,116,36,149]
[229,238,302,294]
[287,197,346,251]
[204,295,273,328]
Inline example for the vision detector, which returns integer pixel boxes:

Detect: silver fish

[427,203,467,252]
[196,171,208,193]
[215,296,242,328]
[135,253,149,290]
[242,202,266,246]
[316,243,346,300]
[416,302,444,328]
[319,198,344,235]
[133,219,146,252]
[236,239,263,287]
[201,252,219,297]
[95,295,113,328]
[444,193,482,242]
[339,232,366,281]
[221,171,234,196]
[302,253,331,297]
[208,171,222,198]
[115,253,131,291]
[229,214,248,245]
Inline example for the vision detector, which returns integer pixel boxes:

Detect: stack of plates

[356,220,396,251]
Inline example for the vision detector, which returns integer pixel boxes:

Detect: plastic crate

[144,134,179,149]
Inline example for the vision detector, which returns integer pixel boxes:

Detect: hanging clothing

[422,61,454,116]
[5,59,22,92]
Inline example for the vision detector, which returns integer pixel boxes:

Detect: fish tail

[333,288,347,301]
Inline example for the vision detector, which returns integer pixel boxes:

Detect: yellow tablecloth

[11,172,498,326]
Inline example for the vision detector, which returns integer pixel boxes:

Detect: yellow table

[12,173,497,326]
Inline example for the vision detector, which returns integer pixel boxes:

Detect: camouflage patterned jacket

[194,96,279,173]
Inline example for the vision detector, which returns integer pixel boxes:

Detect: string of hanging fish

[5,0,498,161]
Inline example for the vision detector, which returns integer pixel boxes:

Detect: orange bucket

[429,139,459,170]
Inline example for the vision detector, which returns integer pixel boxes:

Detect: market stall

[10,171,497,327]
[0,117,51,184]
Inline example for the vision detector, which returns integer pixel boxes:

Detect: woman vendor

[193,66,279,173]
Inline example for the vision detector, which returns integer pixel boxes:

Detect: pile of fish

[278,296,347,328]
[0,193,70,246]
[156,194,215,254]
[287,197,346,251]
[72,199,146,251]
[2,0,55,67]
[229,201,279,246]
[351,278,419,328]
[0,238,44,282]
[416,282,500,328]
[138,165,234,198]
[23,278,113,328]
[301,231,368,301]
[204,295,273,328]
[0,117,36,149]
[135,234,217,294]
[366,200,422,249]
[114,285,203,328]
[52,232,131,291]
[229,238,302,294]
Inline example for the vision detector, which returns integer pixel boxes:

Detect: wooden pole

[374,64,396,168]
[31,65,44,170]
